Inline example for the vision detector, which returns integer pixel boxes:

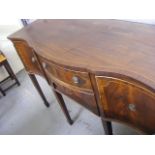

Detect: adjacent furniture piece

[8,20,155,134]
[0,51,20,96]
[21,19,30,26]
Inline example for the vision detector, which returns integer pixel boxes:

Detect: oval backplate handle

[31,56,36,63]
[72,76,80,84]
[42,62,47,68]
[128,103,136,112]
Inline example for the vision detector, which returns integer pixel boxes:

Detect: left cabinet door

[13,41,43,76]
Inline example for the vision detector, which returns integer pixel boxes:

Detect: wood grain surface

[8,20,155,134]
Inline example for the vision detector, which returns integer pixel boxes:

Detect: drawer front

[13,41,42,75]
[52,79,99,115]
[39,57,93,91]
[96,76,155,134]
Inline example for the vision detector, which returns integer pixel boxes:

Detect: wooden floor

[0,70,138,135]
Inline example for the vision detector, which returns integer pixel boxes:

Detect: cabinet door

[96,76,155,134]
[13,41,43,76]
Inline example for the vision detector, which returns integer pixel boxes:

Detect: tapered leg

[0,86,5,96]
[101,118,113,135]
[29,74,50,108]
[4,60,20,86]
[53,90,73,125]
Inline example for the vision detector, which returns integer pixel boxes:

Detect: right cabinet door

[96,76,155,134]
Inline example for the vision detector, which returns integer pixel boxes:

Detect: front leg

[4,60,20,86]
[0,86,5,96]
[29,74,50,108]
[53,90,73,125]
[101,118,113,135]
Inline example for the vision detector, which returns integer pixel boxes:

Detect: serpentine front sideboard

[8,20,155,134]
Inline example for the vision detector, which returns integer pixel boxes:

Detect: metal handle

[31,56,36,63]
[72,76,80,84]
[42,62,47,68]
[128,103,136,112]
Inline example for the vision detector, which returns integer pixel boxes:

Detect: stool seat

[0,54,6,63]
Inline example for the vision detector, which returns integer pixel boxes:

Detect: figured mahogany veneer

[8,20,155,134]
[38,56,98,115]
[96,76,155,134]
[13,41,43,76]
[52,79,98,115]
[39,56,93,91]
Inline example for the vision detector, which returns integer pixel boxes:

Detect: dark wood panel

[13,41,43,76]
[8,20,155,134]
[51,76,99,116]
[39,56,93,91]
[8,20,155,91]
[96,76,155,134]
[39,55,100,116]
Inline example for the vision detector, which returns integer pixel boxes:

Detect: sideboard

[8,20,155,134]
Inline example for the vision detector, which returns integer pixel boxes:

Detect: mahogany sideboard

[8,20,155,134]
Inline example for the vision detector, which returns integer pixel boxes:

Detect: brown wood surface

[96,76,155,134]
[52,89,73,125]
[39,56,99,115]
[29,74,50,107]
[8,20,155,134]
[13,40,43,76]
[8,20,155,91]
[39,56,93,91]
[52,77,99,115]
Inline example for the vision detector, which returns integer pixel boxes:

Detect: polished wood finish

[8,20,155,134]
[52,89,73,125]
[39,56,93,91]
[101,119,113,135]
[29,74,50,107]
[96,76,155,134]
[13,41,43,76]
[52,78,99,115]
[39,56,99,115]
[12,40,50,107]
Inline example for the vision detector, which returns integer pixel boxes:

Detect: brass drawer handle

[42,62,47,68]
[128,103,136,112]
[72,76,80,84]
[31,56,36,63]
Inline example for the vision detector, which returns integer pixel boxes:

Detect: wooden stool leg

[0,86,6,96]
[29,74,50,108]
[4,60,20,86]
[101,118,113,135]
[53,90,73,125]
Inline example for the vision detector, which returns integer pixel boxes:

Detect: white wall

[0,20,24,81]
[124,19,155,25]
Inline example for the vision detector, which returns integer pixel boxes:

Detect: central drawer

[39,56,99,115]
[39,57,93,91]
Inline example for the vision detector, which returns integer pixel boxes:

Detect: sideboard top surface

[8,19,155,90]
